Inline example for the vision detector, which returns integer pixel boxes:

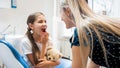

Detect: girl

[22,12,60,68]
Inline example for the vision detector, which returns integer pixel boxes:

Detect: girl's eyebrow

[38,20,46,23]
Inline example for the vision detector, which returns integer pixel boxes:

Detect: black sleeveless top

[70,28,120,68]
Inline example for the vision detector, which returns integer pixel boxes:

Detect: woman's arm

[72,46,83,68]
[87,59,100,68]
[72,45,90,68]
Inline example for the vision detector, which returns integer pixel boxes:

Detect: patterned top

[70,28,120,68]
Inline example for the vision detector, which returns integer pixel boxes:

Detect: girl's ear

[28,23,34,30]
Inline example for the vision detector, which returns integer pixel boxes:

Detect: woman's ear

[66,7,74,20]
[65,7,71,17]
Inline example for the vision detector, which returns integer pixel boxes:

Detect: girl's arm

[34,59,60,68]
[26,53,60,67]
[26,54,35,65]
[46,60,60,66]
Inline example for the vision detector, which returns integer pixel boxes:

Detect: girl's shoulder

[21,35,31,45]
[21,35,29,42]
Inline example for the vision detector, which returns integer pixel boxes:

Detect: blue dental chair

[0,40,29,68]
[55,57,72,68]
[0,40,72,68]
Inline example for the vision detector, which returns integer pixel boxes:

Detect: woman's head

[60,0,90,29]
[27,12,47,36]
[60,3,76,29]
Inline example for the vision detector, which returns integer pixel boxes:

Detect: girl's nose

[42,25,47,28]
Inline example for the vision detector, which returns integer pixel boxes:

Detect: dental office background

[0,0,120,60]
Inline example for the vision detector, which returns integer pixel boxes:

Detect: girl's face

[29,15,47,36]
[60,7,76,29]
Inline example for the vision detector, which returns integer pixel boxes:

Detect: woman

[21,12,60,68]
[60,0,120,68]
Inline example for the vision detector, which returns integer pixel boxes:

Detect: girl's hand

[40,32,49,45]
[34,59,49,68]
[40,25,49,45]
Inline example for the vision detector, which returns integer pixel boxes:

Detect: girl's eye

[38,20,46,23]
[38,20,43,23]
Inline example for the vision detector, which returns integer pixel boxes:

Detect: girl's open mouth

[41,25,47,32]
[41,28,46,32]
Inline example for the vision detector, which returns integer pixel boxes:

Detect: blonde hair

[66,0,120,67]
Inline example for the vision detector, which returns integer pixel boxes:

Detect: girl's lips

[41,27,46,32]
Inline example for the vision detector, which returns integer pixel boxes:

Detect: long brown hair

[65,0,120,67]
[26,12,45,64]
